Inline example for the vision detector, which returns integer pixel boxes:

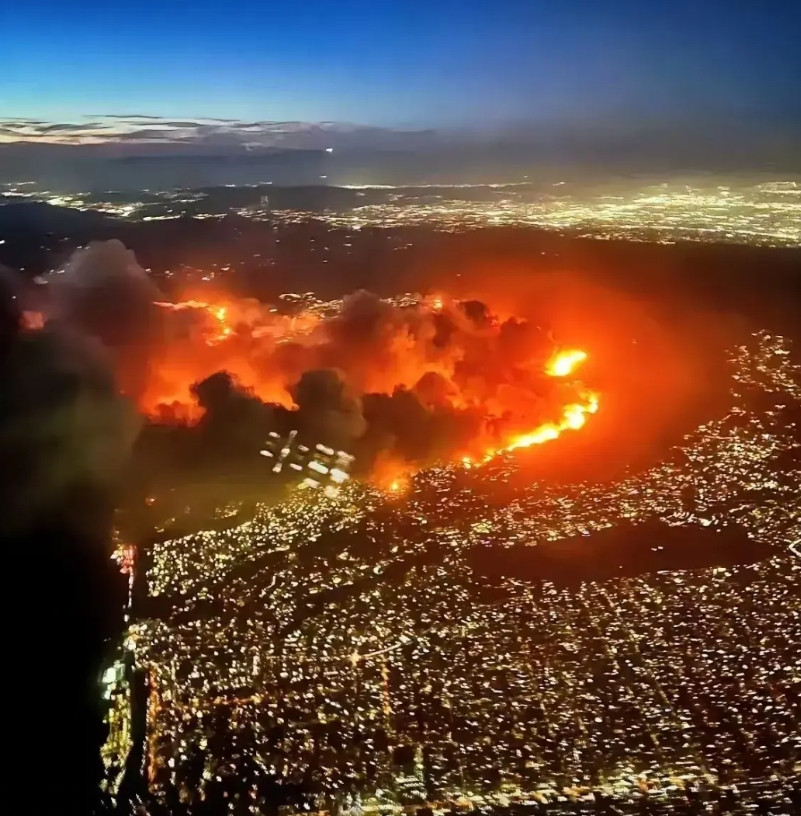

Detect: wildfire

[480,350,598,460]
[154,299,235,344]
[27,238,612,498]
[505,391,599,452]
[144,291,601,488]
[376,347,599,493]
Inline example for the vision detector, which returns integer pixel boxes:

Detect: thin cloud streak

[0,115,413,149]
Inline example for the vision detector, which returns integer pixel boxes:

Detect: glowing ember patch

[384,476,411,496]
[22,311,45,330]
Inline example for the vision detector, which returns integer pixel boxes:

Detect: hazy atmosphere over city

[1,2,799,815]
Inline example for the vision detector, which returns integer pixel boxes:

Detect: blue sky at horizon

[2,0,800,131]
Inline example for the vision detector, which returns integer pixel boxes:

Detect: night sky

[2,0,800,129]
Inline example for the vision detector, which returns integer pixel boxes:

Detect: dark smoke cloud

[291,369,366,447]
[1,242,145,811]
[190,371,279,465]
[0,305,138,537]
[48,239,162,397]
[13,242,606,489]
[359,389,483,466]
[140,286,581,481]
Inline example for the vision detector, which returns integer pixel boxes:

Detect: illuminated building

[393,744,427,804]
[260,430,355,496]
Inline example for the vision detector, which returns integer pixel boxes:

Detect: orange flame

[372,452,412,495]
[379,354,599,492]
[478,350,597,459]
[546,349,588,377]
[504,390,599,452]
[154,299,236,345]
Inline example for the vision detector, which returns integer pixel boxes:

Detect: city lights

[111,330,801,813]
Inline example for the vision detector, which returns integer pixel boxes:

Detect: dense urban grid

[103,331,801,814]
[3,179,800,247]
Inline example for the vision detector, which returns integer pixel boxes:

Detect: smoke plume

[130,280,597,478]
[1,250,139,536]
[48,238,162,397]
[17,241,614,487]
[1,243,141,811]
